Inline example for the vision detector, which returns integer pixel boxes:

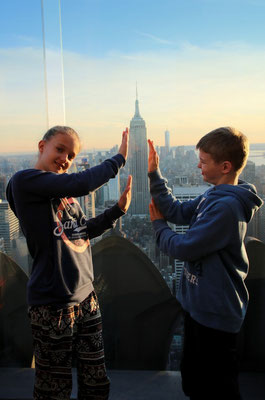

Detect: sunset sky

[1,0,265,153]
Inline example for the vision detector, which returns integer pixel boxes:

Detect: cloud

[14,35,38,44]
[135,31,174,45]
[1,41,265,152]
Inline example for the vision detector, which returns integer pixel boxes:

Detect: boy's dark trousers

[180,312,242,400]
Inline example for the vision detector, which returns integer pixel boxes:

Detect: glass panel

[0,1,47,275]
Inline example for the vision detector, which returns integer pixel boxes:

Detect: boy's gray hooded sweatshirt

[149,169,263,333]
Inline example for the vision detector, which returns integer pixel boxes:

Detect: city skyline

[1,1,265,152]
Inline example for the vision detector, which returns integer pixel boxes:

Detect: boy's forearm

[148,168,174,207]
[149,169,193,225]
[152,202,233,262]
[152,219,189,261]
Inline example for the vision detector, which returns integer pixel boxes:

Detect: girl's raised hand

[118,175,132,213]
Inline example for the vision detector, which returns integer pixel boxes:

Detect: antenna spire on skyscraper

[134,83,141,118]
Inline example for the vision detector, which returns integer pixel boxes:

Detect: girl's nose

[60,152,68,163]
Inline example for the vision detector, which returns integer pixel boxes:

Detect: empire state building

[128,95,149,215]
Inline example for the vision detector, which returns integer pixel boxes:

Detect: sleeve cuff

[108,203,125,220]
[148,168,163,181]
[152,219,168,231]
[113,153,126,167]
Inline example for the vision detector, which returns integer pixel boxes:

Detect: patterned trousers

[28,291,110,400]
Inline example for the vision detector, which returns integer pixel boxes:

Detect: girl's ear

[38,140,45,153]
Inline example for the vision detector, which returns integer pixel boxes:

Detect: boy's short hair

[196,127,249,173]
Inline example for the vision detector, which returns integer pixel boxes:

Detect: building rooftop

[173,185,209,196]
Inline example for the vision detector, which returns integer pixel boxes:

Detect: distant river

[249,145,265,166]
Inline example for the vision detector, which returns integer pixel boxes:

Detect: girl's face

[37,133,80,173]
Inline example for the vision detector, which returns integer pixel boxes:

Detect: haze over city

[1,0,265,153]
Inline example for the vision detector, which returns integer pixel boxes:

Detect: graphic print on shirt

[184,199,207,287]
[52,197,90,253]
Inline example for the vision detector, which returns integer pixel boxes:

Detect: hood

[206,180,263,223]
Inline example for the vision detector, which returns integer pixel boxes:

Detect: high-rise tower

[0,200,19,256]
[128,92,149,215]
[165,130,170,150]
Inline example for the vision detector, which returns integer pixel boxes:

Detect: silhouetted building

[78,193,95,219]
[0,200,19,256]
[101,175,120,204]
[174,146,185,158]
[0,237,4,253]
[108,174,120,201]
[128,94,149,215]
[175,176,188,185]
[240,160,255,183]
[0,175,7,200]
[165,130,170,152]
[247,208,260,239]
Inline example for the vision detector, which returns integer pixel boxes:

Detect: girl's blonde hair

[43,126,80,143]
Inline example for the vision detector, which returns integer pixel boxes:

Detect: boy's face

[197,149,225,185]
[37,133,79,173]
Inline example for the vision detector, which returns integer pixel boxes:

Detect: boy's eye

[56,147,63,153]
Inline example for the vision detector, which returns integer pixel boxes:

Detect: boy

[6,126,132,400]
[148,127,263,399]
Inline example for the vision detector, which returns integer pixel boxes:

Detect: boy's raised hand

[119,127,129,160]
[148,139,159,172]
[149,198,165,221]
[118,175,132,213]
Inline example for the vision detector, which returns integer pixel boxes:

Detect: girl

[6,125,132,400]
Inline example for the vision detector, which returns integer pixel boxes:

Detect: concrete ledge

[0,369,185,400]
[0,368,264,399]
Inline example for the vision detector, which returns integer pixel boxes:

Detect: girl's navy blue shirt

[6,154,125,308]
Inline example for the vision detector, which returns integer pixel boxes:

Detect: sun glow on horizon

[1,1,265,153]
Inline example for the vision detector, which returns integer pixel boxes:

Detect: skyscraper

[128,93,149,215]
[165,130,170,151]
[0,200,20,256]
[76,162,96,219]
[106,175,120,202]
[0,175,7,200]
